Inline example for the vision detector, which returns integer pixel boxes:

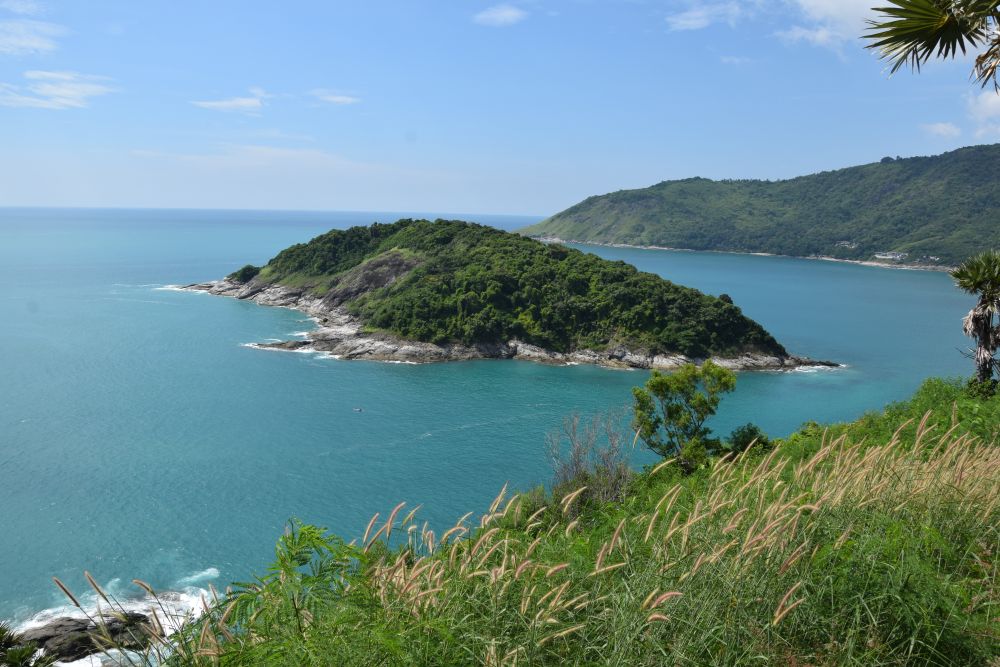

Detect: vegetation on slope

[48,377,992,666]
[522,144,1000,266]
[230,218,785,358]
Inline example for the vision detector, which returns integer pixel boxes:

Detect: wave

[241,342,319,354]
[174,567,220,587]
[152,285,205,293]
[793,364,847,374]
[12,569,219,665]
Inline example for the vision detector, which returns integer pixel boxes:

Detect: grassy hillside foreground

[77,379,997,666]
[37,379,1000,665]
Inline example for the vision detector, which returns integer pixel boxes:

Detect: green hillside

[231,218,785,359]
[523,144,1000,266]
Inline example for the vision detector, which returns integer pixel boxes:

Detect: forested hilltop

[522,144,1000,267]
[226,218,786,360]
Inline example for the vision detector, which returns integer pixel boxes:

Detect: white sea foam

[243,343,321,355]
[793,364,845,374]
[175,567,220,587]
[13,571,216,665]
[153,285,206,294]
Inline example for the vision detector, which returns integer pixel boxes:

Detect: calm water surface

[0,209,972,622]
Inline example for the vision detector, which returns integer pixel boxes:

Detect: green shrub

[228,264,261,283]
[726,422,770,453]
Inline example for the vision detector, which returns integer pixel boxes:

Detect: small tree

[632,361,736,471]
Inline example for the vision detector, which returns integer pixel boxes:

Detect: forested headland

[523,144,1000,267]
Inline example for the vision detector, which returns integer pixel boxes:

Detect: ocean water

[0,208,972,624]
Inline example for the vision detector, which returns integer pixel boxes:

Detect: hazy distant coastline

[535,236,956,273]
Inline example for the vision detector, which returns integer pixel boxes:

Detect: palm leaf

[951,250,1000,299]
[866,0,997,74]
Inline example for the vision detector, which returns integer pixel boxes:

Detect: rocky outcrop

[19,612,154,662]
[182,279,838,372]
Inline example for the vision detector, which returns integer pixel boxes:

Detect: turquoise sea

[0,208,972,624]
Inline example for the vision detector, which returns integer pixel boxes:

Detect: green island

[189,218,818,369]
[521,144,1000,267]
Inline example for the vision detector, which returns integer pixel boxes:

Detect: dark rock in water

[20,612,154,662]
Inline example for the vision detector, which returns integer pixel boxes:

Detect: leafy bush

[726,422,770,453]
[966,377,999,400]
[228,264,261,283]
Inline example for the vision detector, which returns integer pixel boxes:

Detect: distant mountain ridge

[522,144,1000,267]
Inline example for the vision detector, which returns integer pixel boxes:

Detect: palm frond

[951,250,1000,297]
[866,0,998,75]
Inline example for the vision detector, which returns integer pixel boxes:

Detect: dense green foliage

[632,361,736,469]
[243,218,785,358]
[783,375,1000,454]
[0,623,52,667]
[726,422,770,454]
[227,264,261,283]
[133,377,998,666]
[523,144,1000,266]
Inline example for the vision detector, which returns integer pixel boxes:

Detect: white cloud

[786,0,873,31]
[0,70,114,109]
[310,89,360,105]
[967,91,1000,137]
[0,0,44,15]
[921,122,961,138]
[720,55,751,65]
[666,3,741,31]
[473,4,527,27]
[191,88,269,113]
[777,24,839,48]
[0,18,62,54]
[778,0,876,51]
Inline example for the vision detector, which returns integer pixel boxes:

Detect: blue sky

[1,0,998,215]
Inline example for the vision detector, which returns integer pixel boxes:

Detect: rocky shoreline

[181,279,838,372]
[12,612,155,664]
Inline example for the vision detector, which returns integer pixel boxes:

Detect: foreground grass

[53,380,1000,666]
